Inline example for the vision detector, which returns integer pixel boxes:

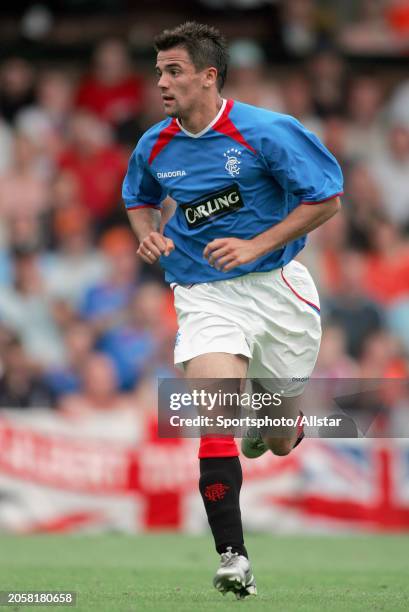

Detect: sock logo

[204,483,230,502]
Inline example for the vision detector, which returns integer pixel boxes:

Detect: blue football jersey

[122,99,343,285]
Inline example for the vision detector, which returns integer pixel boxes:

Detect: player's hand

[137,232,175,264]
[203,237,262,272]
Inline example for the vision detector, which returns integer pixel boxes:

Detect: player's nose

[157,73,169,89]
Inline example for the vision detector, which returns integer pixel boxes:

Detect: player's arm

[123,144,174,265]
[204,196,340,271]
[127,207,174,264]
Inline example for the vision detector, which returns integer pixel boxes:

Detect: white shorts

[172,260,322,396]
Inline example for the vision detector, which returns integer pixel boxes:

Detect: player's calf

[199,456,247,558]
[241,415,305,458]
[264,437,295,456]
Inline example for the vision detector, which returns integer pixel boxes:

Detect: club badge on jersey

[224,148,242,177]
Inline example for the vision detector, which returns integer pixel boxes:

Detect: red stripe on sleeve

[212,99,257,155]
[300,192,344,205]
[148,118,181,165]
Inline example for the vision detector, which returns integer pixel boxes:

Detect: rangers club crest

[204,483,230,502]
[224,148,242,177]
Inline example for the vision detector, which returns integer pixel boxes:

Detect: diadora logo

[224,148,242,177]
[180,184,244,230]
[157,170,187,179]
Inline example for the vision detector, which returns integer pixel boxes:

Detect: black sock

[199,456,248,558]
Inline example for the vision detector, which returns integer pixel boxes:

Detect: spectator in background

[0,206,52,287]
[343,162,384,251]
[322,114,354,171]
[51,169,82,212]
[366,220,409,353]
[359,331,408,378]
[364,219,409,305]
[314,325,358,377]
[76,38,145,127]
[43,205,107,308]
[16,70,75,163]
[308,50,347,118]
[339,0,408,55]
[302,209,347,295]
[116,75,166,148]
[370,122,409,228]
[0,247,66,367]
[80,226,140,335]
[0,57,35,124]
[99,281,176,390]
[0,129,53,281]
[0,335,56,409]
[324,250,385,359]
[131,374,159,417]
[346,75,386,161]
[225,40,283,110]
[280,0,329,56]
[150,328,182,381]
[58,111,127,226]
[44,319,95,397]
[280,72,322,137]
[59,352,134,418]
[130,75,165,129]
[0,132,51,223]
[13,209,51,253]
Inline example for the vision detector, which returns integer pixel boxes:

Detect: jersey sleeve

[262,115,343,203]
[122,140,167,210]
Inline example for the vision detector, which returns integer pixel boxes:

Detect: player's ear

[203,67,218,88]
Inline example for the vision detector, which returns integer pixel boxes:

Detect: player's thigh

[173,283,252,369]
[252,380,300,440]
[184,353,248,435]
[184,352,248,379]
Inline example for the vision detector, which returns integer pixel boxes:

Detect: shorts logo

[180,184,244,229]
[157,170,187,179]
[204,483,230,502]
[224,148,242,177]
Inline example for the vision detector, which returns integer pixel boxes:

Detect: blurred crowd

[0,27,408,417]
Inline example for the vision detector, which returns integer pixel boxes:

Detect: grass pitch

[0,533,408,611]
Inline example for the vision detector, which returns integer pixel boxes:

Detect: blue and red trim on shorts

[280,268,320,315]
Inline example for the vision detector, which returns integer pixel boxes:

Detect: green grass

[0,533,408,611]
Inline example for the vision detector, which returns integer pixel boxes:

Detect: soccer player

[122,22,343,599]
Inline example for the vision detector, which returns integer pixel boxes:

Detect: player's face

[156,47,209,118]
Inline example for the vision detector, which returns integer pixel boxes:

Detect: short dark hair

[154,22,228,92]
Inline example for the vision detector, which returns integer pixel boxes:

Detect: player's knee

[265,438,293,456]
